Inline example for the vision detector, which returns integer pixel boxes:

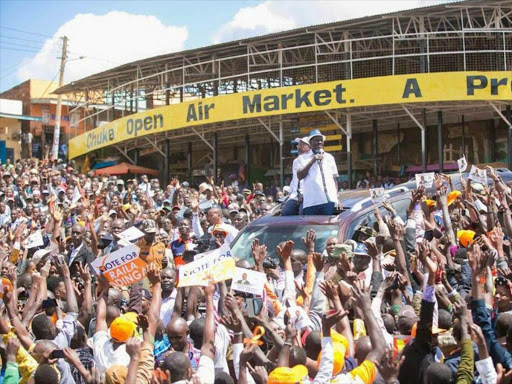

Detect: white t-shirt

[296,151,339,209]
[92,330,130,376]
[159,289,177,328]
[214,323,230,375]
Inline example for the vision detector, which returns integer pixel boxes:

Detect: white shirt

[191,214,239,246]
[69,242,84,266]
[92,330,130,376]
[297,151,339,209]
[288,156,303,200]
[159,289,178,328]
[214,324,230,375]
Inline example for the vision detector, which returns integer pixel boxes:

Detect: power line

[0,55,39,80]
[0,26,54,39]
[0,40,51,51]
[0,46,61,54]
[0,34,56,45]
[37,68,61,99]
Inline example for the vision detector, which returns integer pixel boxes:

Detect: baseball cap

[317,342,346,376]
[141,219,157,234]
[104,365,127,384]
[425,199,436,208]
[398,305,419,321]
[268,365,308,384]
[110,316,136,343]
[116,180,124,185]
[182,181,190,187]
[108,210,118,217]
[211,224,229,235]
[353,242,370,257]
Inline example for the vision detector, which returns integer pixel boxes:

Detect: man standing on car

[282,136,311,216]
[297,129,339,215]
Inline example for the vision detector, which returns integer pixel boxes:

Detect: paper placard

[415,172,435,189]
[468,165,487,185]
[178,242,235,287]
[457,156,468,173]
[25,231,44,249]
[117,226,145,242]
[91,245,147,287]
[370,188,386,203]
[232,267,266,296]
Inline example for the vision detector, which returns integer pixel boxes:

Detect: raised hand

[220,314,242,333]
[126,337,142,359]
[277,240,294,263]
[302,229,316,252]
[319,280,339,301]
[364,240,380,260]
[376,349,405,383]
[386,217,405,242]
[311,252,324,272]
[76,262,91,284]
[251,239,267,267]
[382,200,397,216]
[468,244,487,275]
[321,309,349,335]
[54,255,70,278]
[499,265,512,280]
[146,263,161,286]
[351,281,372,309]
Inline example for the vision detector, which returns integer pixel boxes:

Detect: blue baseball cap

[354,242,370,257]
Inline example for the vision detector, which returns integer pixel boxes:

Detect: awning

[93,162,159,176]
[0,112,42,122]
[92,160,117,170]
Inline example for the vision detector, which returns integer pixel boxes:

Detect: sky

[0,0,456,92]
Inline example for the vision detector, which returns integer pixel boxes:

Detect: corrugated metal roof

[54,0,500,94]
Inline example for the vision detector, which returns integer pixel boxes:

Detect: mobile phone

[42,298,58,309]
[246,298,263,318]
[50,349,65,359]
[424,230,434,242]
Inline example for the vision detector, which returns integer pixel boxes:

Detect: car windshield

[230,224,340,262]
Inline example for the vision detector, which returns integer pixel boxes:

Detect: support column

[187,142,192,181]
[213,132,218,184]
[422,109,427,172]
[163,139,169,186]
[133,149,139,165]
[279,119,284,188]
[245,135,251,184]
[372,120,378,176]
[438,111,443,173]
[461,115,465,158]
[490,119,496,162]
[397,123,401,165]
[347,114,352,189]
[507,106,512,170]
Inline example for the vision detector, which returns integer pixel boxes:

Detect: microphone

[313,149,324,163]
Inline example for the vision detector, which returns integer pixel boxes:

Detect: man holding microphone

[297,129,339,215]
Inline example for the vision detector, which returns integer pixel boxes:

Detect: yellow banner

[69,71,512,158]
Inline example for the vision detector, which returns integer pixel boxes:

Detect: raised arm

[95,275,109,333]
[55,256,79,313]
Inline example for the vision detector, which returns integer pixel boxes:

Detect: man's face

[167,323,188,351]
[207,209,221,225]
[233,213,248,230]
[111,219,125,237]
[178,220,191,238]
[326,237,337,257]
[213,232,227,244]
[298,142,311,154]
[71,225,84,247]
[495,285,512,312]
[310,136,324,152]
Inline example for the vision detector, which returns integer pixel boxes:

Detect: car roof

[247,214,342,226]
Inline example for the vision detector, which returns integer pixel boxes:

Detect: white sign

[25,231,44,249]
[117,226,145,242]
[457,155,468,173]
[91,245,147,287]
[71,187,82,204]
[42,105,50,124]
[232,267,266,296]
[70,111,80,128]
[468,165,487,185]
[178,242,236,287]
[415,172,435,189]
[369,188,386,203]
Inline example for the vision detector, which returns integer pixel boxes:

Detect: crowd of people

[3,149,512,384]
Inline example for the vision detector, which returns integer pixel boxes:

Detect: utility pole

[51,36,68,161]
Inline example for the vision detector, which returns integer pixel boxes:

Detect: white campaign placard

[25,231,44,249]
[415,172,435,189]
[468,165,487,185]
[117,226,145,242]
[457,155,468,173]
[232,267,266,296]
[369,188,386,203]
[178,242,236,287]
[91,244,147,287]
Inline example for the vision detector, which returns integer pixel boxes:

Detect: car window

[230,224,340,262]
[343,197,411,241]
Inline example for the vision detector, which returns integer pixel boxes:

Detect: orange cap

[457,230,476,248]
[411,322,447,337]
[447,190,462,206]
[268,365,308,384]
[425,199,436,208]
[317,342,346,376]
[110,316,136,343]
